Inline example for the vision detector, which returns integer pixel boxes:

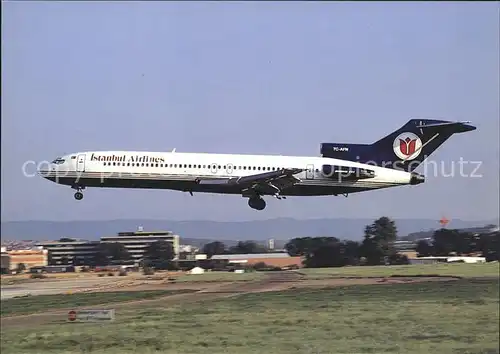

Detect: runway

[1,278,118,300]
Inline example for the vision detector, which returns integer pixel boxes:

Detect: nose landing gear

[72,185,85,201]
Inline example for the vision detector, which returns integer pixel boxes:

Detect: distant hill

[2,218,498,243]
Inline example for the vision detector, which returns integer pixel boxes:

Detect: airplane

[38,119,476,210]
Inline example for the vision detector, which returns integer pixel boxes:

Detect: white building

[100,230,180,261]
[188,266,205,274]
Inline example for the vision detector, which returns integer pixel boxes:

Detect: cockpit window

[51,158,65,165]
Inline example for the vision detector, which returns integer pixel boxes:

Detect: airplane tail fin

[320,119,476,172]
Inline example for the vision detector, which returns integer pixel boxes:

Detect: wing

[198,168,304,195]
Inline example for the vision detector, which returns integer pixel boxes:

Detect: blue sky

[2,1,499,222]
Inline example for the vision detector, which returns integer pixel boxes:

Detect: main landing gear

[72,186,85,201]
[248,196,266,210]
[246,191,287,210]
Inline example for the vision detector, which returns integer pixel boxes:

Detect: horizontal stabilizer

[415,120,476,133]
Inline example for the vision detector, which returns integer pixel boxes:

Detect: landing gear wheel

[248,197,266,210]
[74,192,83,200]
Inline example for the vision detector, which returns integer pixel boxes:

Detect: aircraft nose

[37,165,49,177]
[37,161,53,178]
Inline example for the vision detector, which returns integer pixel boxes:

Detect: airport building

[37,230,181,266]
[6,249,49,271]
[100,230,180,262]
[1,247,10,273]
[210,253,303,268]
[37,240,100,265]
[409,256,487,264]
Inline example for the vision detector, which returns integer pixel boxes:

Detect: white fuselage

[39,150,414,199]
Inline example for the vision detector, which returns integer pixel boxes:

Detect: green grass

[173,271,263,283]
[297,262,500,279]
[0,290,196,317]
[1,278,498,354]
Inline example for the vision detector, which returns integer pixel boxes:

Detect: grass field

[1,278,498,354]
[0,290,196,317]
[297,262,500,279]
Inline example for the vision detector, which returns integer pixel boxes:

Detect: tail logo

[393,132,422,160]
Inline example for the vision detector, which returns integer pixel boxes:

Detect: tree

[203,241,226,258]
[143,240,175,269]
[343,240,362,265]
[229,241,267,254]
[388,253,410,265]
[285,237,340,257]
[304,242,340,268]
[360,235,386,265]
[477,232,499,261]
[93,242,131,265]
[302,239,361,268]
[93,251,110,266]
[16,263,26,273]
[361,217,398,265]
[144,240,175,261]
[421,229,499,260]
[416,240,433,257]
[47,251,56,265]
[432,229,459,256]
[59,255,71,265]
[285,237,312,256]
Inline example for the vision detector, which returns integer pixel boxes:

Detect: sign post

[67,309,115,322]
